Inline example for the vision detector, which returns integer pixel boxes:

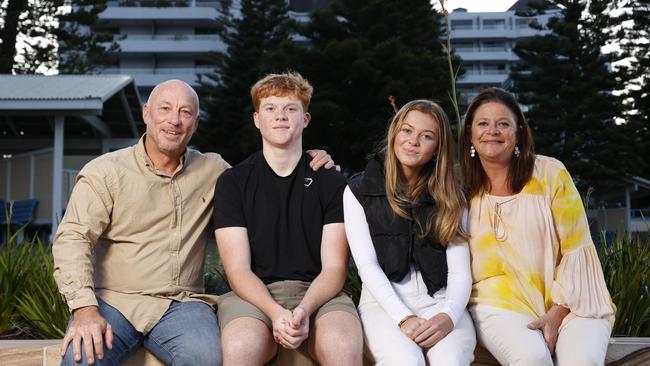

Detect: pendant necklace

[485,194,518,242]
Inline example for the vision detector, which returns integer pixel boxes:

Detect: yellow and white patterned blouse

[468,155,615,323]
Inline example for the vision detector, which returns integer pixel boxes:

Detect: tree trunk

[0,0,29,73]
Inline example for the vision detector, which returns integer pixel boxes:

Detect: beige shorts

[217,280,359,329]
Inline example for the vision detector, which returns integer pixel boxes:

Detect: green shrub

[0,223,70,338]
[0,224,33,334]
[204,265,231,295]
[598,233,650,336]
[344,263,362,306]
[14,239,69,338]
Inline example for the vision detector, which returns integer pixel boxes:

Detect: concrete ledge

[1,337,648,365]
[606,337,650,365]
[0,340,165,366]
[0,340,497,366]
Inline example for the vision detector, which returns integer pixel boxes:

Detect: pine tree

[56,0,120,74]
[0,0,60,74]
[293,0,460,172]
[613,0,650,178]
[510,0,641,191]
[195,0,296,163]
[0,0,118,74]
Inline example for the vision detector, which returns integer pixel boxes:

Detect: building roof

[0,75,135,110]
[0,74,144,155]
[508,0,561,12]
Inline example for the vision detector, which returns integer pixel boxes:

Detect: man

[214,72,363,366]
[53,79,333,365]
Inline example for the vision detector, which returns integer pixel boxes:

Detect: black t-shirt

[213,151,346,283]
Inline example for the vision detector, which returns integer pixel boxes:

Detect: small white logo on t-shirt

[304,178,313,187]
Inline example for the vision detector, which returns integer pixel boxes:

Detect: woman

[344,100,476,365]
[461,87,614,365]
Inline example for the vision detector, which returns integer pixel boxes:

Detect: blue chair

[0,199,39,226]
[0,199,41,244]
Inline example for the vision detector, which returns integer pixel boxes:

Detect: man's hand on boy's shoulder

[307,149,341,172]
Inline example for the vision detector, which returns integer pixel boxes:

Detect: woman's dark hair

[460,87,535,199]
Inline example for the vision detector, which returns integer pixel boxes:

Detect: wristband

[398,314,416,327]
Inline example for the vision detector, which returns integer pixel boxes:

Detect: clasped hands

[399,312,453,349]
[272,306,310,349]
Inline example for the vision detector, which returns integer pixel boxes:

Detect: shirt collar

[135,134,189,176]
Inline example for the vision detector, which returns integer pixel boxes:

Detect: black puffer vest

[348,154,447,296]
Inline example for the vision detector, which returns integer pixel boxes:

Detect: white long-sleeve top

[343,186,472,326]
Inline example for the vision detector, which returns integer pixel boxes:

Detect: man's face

[142,81,199,157]
[253,94,310,148]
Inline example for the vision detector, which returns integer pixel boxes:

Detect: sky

[432,0,519,13]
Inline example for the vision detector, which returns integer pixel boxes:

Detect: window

[483,64,507,74]
[483,19,506,29]
[451,20,473,31]
[463,63,478,75]
[453,42,474,52]
[482,41,506,52]
[515,18,537,29]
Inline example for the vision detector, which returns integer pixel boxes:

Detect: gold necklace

[485,194,518,242]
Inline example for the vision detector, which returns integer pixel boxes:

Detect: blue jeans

[61,298,221,366]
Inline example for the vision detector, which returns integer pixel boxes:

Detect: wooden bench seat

[2,339,650,365]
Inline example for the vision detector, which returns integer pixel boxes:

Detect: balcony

[455,49,518,62]
[102,67,215,87]
[100,3,220,25]
[449,26,551,40]
[116,34,224,55]
[107,1,220,7]
[457,70,509,85]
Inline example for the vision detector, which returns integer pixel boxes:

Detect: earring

[470,145,476,158]
[514,145,520,157]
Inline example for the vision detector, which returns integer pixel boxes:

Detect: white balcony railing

[116,35,225,53]
[462,69,508,76]
[481,69,508,75]
[103,67,214,74]
[101,67,215,87]
[107,0,220,7]
[124,34,219,41]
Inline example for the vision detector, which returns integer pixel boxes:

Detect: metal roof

[0,74,144,155]
[508,0,561,12]
[0,75,135,111]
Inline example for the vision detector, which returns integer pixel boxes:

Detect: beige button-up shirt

[53,136,230,333]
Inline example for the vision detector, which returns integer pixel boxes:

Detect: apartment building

[96,1,222,98]
[447,0,561,104]
[96,0,561,103]
[97,0,327,99]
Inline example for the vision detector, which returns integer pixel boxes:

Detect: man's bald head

[147,79,199,115]
[141,79,202,161]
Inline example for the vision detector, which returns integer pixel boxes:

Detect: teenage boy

[214,72,363,365]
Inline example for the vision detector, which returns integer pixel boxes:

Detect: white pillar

[52,115,64,237]
[625,186,632,238]
[4,159,10,200]
[29,154,35,198]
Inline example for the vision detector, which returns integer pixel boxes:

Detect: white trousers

[470,304,611,366]
[358,269,476,366]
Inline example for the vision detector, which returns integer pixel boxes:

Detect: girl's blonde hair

[384,100,467,244]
